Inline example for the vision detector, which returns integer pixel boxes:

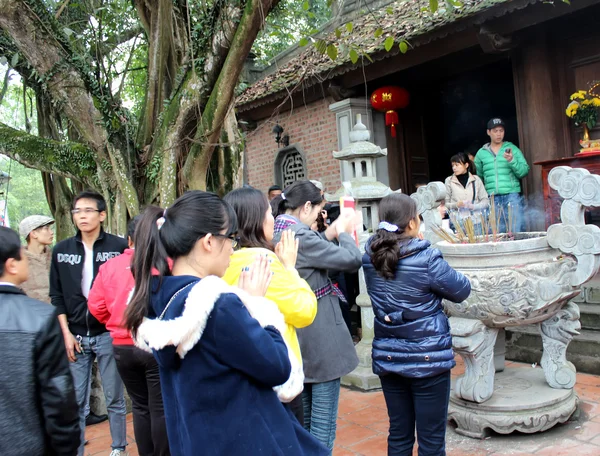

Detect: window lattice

[281,150,305,187]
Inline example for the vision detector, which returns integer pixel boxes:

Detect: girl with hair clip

[222,186,318,425]
[271,180,362,453]
[363,193,471,456]
[125,191,328,456]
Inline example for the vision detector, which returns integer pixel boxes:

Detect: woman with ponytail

[271,180,362,452]
[363,193,471,456]
[222,186,318,425]
[125,191,327,456]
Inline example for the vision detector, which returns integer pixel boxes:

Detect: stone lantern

[328,114,395,390]
[327,114,392,240]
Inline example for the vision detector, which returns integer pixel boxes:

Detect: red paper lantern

[370,86,410,137]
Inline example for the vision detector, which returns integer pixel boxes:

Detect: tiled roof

[237,0,525,110]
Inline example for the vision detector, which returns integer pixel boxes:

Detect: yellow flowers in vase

[566,83,600,153]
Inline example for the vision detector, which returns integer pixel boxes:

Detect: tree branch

[0,0,140,215]
[183,0,281,188]
[0,68,10,105]
[89,26,144,59]
[0,122,96,185]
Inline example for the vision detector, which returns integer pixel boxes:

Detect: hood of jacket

[136,275,304,403]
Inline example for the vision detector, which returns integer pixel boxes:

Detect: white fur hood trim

[134,275,304,403]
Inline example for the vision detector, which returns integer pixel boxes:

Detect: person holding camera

[474,118,530,233]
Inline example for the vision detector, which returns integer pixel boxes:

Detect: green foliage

[326,43,338,61]
[399,40,409,54]
[0,157,51,230]
[384,36,394,52]
[146,152,163,184]
[314,39,327,54]
[251,0,331,66]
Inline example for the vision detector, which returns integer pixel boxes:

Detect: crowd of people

[0,117,530,456]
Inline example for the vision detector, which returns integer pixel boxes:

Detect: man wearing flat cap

[19,215,55,303]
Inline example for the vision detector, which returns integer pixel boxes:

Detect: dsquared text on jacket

[56,252,121,265]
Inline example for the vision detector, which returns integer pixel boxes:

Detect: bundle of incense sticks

[463,217,477,243]
[489,195,498,241]
[431,225,459,243]
[449,213,467,242]
[479,212,489,242]
[508,203,514,236]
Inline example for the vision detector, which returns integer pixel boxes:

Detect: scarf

[274,214,299,235]
[273,214,347,304]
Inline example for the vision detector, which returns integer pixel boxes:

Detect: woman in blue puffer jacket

[363,193,471,456]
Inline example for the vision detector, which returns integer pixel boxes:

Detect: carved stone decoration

[450,317,499,403]
[445,256,579,327]
[546,166,600,285]
[410,182,446,243]
[547,224,600,286]
[392,167,600,438]
[334,115,391,391]
[548,167,600,212]
[477,26,516,54]
[449,368,578,439]
[540,303,581,389]
[281,150,306,187]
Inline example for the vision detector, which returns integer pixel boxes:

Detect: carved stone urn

[411,166,600,438]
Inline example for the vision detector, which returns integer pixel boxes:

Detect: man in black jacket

[0,226,80,455]
[50,191,128,456]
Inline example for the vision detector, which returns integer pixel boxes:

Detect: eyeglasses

[212,233,240,249]
[71,208,101,215]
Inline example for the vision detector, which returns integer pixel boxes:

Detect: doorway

[423,59,519,184]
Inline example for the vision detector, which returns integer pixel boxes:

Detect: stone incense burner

[412,166,600,438]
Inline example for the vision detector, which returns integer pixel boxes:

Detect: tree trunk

[0,0,280,213]
[0,0,140,216]
[35,94,76,240]
[42,173,75,241]
[183,0,279,189]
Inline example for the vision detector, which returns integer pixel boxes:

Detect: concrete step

[578,303,600,331]
[505,326,600,376]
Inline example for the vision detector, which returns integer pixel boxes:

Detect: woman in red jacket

[88,216,170,456]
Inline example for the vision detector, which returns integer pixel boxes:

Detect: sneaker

[109,450,128,456]
[86,412,108,426]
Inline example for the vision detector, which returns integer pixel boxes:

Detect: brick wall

[244,97,342,195]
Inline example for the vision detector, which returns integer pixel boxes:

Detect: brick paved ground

[84,359,600,455]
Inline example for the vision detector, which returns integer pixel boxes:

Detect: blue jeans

[492,193,524,233]
[302,379,341,453]
[70,332,127,455]
[380,371,451,456]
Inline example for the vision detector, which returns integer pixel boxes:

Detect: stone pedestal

[342,270,381,390]
[448,367,578,439]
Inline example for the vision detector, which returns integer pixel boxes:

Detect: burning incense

[431,225,459,244]
[508,203,514,236]
[497,205,507,236]
[489,195,498,241]
[449,213,467,242]
[464,217,477,243]
[479,212,489,242]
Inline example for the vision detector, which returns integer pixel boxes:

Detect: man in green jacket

[475,118,530,233]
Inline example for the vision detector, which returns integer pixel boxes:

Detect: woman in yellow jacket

[223,187,318,424]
